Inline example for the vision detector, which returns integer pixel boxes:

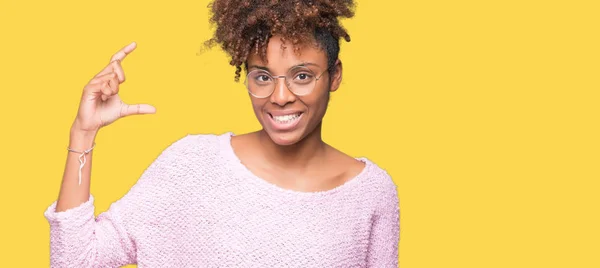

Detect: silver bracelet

[67,143,96,186]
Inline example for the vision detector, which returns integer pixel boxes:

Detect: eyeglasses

[244,66,329,98]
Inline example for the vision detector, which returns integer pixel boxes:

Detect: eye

[294,72,314,81]
[251,72,272,83]
[257,75,271,82]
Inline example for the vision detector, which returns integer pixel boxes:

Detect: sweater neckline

[218,132,371,197]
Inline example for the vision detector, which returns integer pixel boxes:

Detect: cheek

[305,92,330,120]
[250,99,269,122]
[251,100,260,111]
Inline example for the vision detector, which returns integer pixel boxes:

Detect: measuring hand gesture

[73,42,156,133]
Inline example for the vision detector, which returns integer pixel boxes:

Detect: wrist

[70,120,98,137]
[69,127,97,150]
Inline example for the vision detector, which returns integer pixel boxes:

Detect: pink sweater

[44,132,400,267]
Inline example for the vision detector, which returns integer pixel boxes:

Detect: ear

[329,59,343,92]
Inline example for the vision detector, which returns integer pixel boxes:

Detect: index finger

[110,41,137,63]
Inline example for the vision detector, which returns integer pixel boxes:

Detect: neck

[257,122,327,169]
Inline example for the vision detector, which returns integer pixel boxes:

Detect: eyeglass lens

[245,66,320,98]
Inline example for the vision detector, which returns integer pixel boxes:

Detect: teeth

[273,113,301,124]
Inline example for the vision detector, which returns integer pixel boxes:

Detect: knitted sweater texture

[44,132,400,267]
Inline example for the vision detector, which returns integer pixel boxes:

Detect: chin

[265,129,305,146]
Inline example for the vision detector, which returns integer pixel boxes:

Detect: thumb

[120,103,157,117]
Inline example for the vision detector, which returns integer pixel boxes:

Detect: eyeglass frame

[243,64,331,99]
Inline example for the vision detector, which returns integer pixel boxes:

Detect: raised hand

[72,42,156,133]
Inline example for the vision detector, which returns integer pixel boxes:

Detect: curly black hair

[204,0,356,82]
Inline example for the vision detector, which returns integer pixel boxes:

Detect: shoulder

[161,131,231,155]
[143,132,232,182]
[364,159,396,190]
[148,132,232,172]
[361,158,399,210]
[326,144,397,197]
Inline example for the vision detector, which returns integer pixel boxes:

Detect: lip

[268,110,304,116]
[266,111,304,131]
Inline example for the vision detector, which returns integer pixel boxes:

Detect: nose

[270,76,296,106]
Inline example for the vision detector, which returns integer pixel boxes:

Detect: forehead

[247,36,327,69]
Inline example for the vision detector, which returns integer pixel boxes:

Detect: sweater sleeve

[366,178,400,268]
[43,134,191,268]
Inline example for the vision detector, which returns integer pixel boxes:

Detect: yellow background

[0,0,598,267]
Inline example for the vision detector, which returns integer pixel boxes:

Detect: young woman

[44,0,400,267]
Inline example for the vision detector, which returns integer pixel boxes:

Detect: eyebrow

[247,62,321,72]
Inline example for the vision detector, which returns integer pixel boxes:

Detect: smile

[267,112,304,130]
[271,112,302,123]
